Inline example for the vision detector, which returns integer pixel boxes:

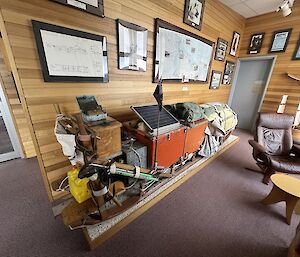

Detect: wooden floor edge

[83,136,240,250]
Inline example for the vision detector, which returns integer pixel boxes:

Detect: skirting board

[83,135,239,250]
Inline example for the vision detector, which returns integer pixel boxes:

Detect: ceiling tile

[244,0,282,15]
[218,0,243,6]
[230,3,257,18]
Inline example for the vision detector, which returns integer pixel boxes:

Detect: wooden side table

[262,174,300,225]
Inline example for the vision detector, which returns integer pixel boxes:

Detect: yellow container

[68,168,91,203]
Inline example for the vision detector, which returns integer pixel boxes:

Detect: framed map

[32,20,108,83]
[51,0,104,17]
[153,19,214,83]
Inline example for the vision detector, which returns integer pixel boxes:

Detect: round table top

[271,174,300,198]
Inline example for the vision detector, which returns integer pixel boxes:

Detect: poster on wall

[214,38,228,61]
[51,0,104,17]
[222,61,235,85]
[209,71,222,89]
[229,31,240,57]
[248,32,265,54]
[32,20,109,83]
[183,0,205,31]
[269,28,292,53]
[153,19,214,83]
[117,19,148,71]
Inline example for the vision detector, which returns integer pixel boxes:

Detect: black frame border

[209,70,222,89]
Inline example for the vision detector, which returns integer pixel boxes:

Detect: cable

[56,176,69,192]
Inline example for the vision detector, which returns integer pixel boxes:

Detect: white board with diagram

[32,20,108,83]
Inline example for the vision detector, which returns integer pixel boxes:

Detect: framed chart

[32,20,109,83]
[51,0,104,17]
[117,19,148,71]
[153,19,214,83]
[269,28,292,53]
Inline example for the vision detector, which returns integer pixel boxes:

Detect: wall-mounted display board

[51,0,104,17]
[117,20,148,72]
[183,0,205,31]
[153,19,214,83]
[269,28,292,53]
[32,20,109,82]
[222,61,235,85]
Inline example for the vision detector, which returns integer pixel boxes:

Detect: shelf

[287,73,300,82]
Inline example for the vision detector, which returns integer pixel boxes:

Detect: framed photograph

[269,28,292,53]
[32,20,108,82]
[51,0,104,17]
[229,31,240,57]
[183,0,205,31]
[292,39,300,60]
[222,61,235,85]
[248,32,265,54]
[209,71,222,89]
[117,19,148,72]
[153,18,214,83]
[214,38,228,61]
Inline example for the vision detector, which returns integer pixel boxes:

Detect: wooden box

[90,117,122,160]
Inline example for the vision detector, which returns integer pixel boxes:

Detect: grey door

[229,58,274,131]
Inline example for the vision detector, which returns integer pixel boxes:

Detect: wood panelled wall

[0,42,35,158]
[240,1,300,117]
[0,0,245,201]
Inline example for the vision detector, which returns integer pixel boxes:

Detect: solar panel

[131,105,180,133]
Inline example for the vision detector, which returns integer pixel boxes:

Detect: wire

[56,176,69,192]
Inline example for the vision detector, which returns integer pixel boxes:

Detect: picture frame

[222,61,235,85]
[214,38,228,62]
[248,32,265,54]
[269,28,292,53]
[183,0,205,31]
[292,38,300,60]
[117,19,148,72]
[51,0,104,17]
[153,18,214,83]
[32,20,109,83]
[229,31,240,57]
[209,70,222,89]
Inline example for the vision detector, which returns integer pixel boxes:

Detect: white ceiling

[219,0,295,18]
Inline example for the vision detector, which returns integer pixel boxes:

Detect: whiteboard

[41,30,104,77]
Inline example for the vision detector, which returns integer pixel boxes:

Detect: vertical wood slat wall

[0,0,245,201]
[240,2,300,122]
[0,43,35,158]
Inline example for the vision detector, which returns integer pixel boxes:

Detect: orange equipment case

[123,118,208,168]
[183,119,208,156]
[123,123,185,168]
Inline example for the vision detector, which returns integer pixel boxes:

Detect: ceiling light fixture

[277,0,293,17]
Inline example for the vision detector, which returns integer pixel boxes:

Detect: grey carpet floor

[0,129,299,257]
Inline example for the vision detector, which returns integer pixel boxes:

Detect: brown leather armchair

[249,113,300,184]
